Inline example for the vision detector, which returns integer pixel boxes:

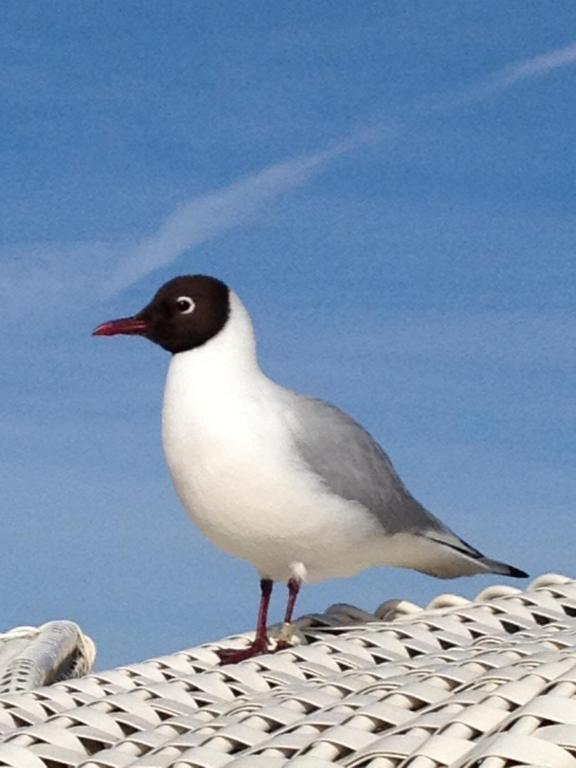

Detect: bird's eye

[176,296,195,314]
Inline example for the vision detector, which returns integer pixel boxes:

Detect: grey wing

[283,393,464,540]
[280,391,527,580]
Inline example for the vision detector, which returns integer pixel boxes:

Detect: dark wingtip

[506,565,529,578]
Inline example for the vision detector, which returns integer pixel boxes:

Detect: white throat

[164,291,262,399]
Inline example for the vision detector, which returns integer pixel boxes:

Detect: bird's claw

[215,638,270,665]
[215,622,297,663]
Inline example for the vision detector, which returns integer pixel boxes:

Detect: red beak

[92,316,149,337]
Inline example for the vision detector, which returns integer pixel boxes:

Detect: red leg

[284,578,301,624]
[216,578,273,665]
[276,578,301,650]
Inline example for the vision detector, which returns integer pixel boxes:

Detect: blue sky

[1,1,575,669]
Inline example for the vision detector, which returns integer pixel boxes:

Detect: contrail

[110,125,387,292]
[457,41,576,105]
[490,41,576,89]
[103,41,576,292]
[2,41,575,323]
[0,126,390,323]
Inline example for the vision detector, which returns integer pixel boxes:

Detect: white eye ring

[176,296,195,314]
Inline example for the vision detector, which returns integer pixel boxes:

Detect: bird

[93,274,527,663]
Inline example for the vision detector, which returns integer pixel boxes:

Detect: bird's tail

[477,555,528,579]
[419,530,528,579]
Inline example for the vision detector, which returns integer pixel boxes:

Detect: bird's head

[93,275,230,354]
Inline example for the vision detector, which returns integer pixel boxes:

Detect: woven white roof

[1,573,575,767]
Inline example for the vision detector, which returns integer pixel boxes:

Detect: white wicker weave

[0,622,95,695]
[0,574,575,767]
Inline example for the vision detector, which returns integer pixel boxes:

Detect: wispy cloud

[2,41,576,322]
[0,126,389,324]
[111,126,386,292]
[490,41,576,89]
[455,41,576,105]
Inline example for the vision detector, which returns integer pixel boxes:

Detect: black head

[93,275,230,353]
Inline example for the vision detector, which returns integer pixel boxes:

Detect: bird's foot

[215,637,270,665]
[274,621,294,651]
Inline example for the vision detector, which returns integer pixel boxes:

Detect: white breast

[161,293,384,582]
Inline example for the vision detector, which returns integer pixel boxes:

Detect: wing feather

[283,393,451,536]
[280,392,526,579]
